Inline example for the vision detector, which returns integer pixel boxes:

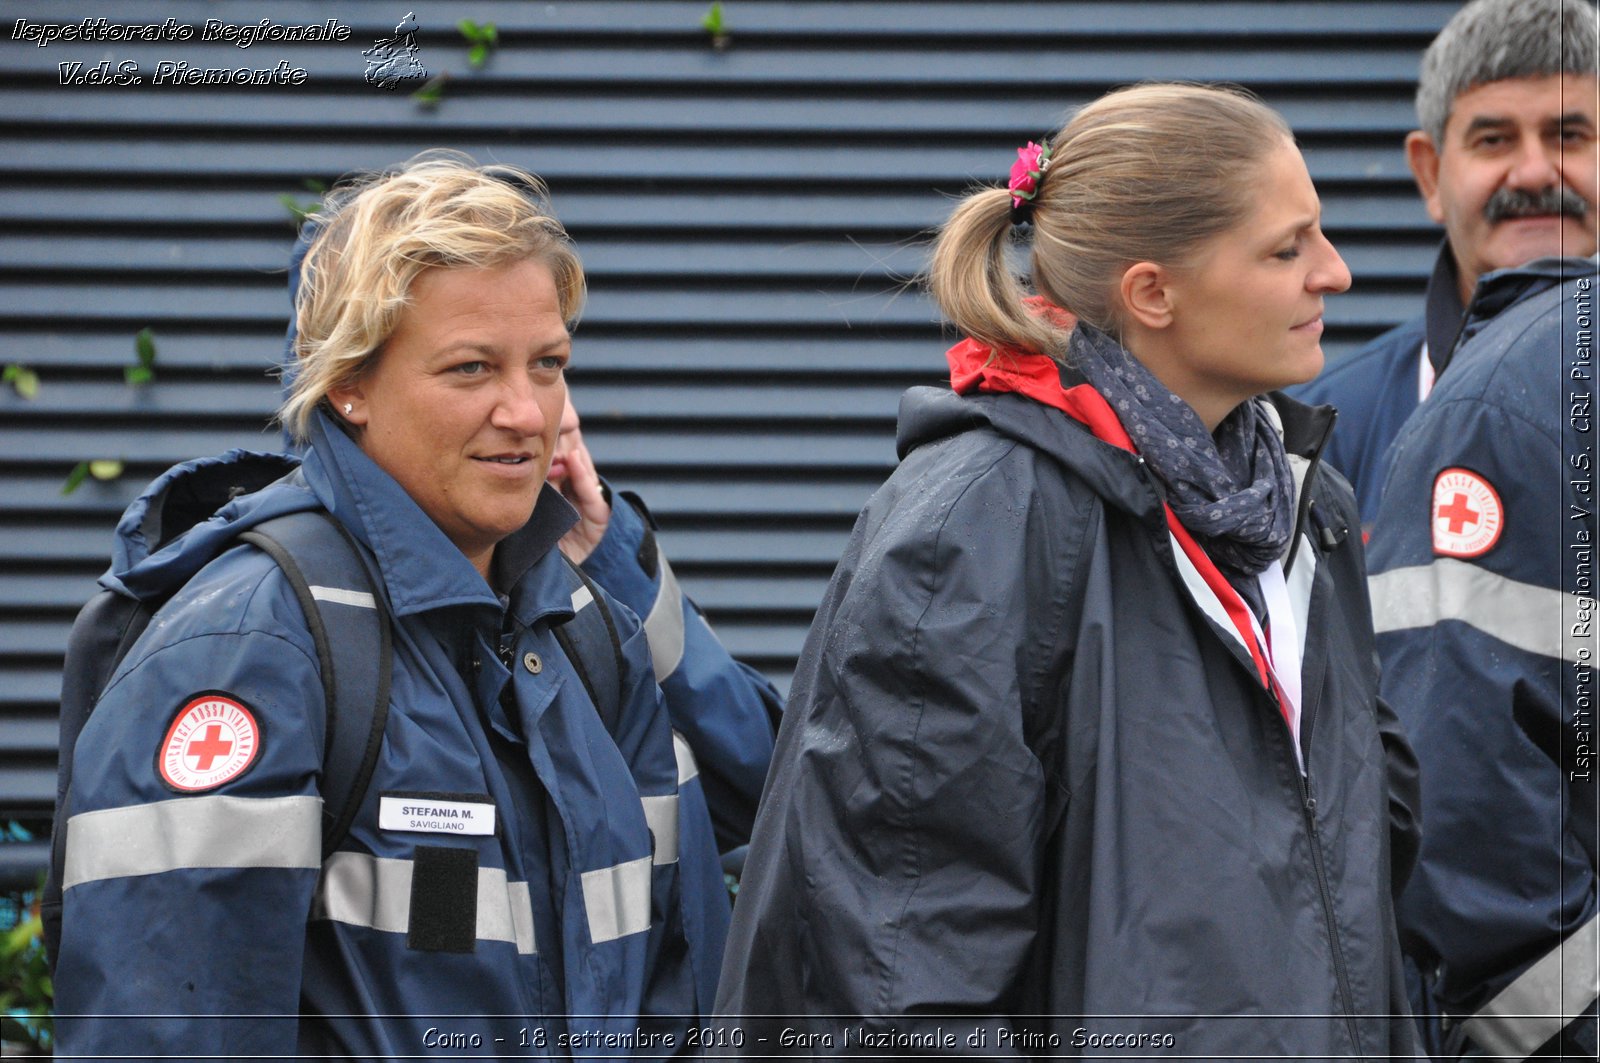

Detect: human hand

[554,421,609,563]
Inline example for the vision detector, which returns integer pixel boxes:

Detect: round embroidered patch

[1431,467,1503,558]
[158,693,262,792]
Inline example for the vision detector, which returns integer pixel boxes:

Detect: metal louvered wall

[0,0,1459,879]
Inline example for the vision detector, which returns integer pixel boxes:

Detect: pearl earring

[343,403,353,415]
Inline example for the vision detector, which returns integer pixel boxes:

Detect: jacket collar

[939,332,1335,455]
[914,337,1157,517]
[1423,241,1467,375]
[299,410,577,618]
[1265,388,1336,463]
[1456,254,1598,347]
[931,334,1338,563]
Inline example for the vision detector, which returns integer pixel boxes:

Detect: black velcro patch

[407,845,478,953]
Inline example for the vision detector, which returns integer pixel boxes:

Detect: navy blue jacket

[281,229,779,897]
[1369,257,1599,1059]
[578,487,780,860]
[55,413,724,1058]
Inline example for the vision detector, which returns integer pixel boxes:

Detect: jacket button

[522,652,542,674]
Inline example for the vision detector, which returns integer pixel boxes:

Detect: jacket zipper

[1285,420,1365,1056]
[1140,409,1367,1052]
[1292,630,1365,1059]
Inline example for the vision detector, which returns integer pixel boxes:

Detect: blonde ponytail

[928,83,1292,357]
[928,186,1066,360]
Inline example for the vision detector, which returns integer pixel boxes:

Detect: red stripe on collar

[948,338,1277,695]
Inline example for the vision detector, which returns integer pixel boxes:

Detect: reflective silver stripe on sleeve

[570,584,594,613]
[672,730,699,785]
[643,549,686,682]
[640,795,679,865]
[580,855,652,943]
[314,851,536,954]
[62,794,321,890]
[1370,559,1596,665]
[309,585,376,609]
[1461,914,1599,1061]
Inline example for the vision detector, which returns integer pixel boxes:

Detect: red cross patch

[1431,467,1503,558]
[157,693,262,792]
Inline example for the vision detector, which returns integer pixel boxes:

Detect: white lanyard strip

[1418,340,1435,402]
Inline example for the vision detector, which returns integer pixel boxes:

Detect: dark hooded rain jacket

[716,346,1420,1060]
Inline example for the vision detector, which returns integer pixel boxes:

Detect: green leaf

[458,18,481,40]
[411,73,448,106]
[701,2,726,35]
[89,459,124,481]
[125,365,153,386]
[4,364,39,399]
[484,24,499,45]
[61,462,89,495]
[468,42,488,68]
[303,178,328,193]
[135,326,157,369]
[279,193,320,226]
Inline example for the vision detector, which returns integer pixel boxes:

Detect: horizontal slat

[0,188,1437,237]
[0,234,932,282]
[0,768,57,811]
[4,42,1427,90]
[0,523,858,570]
[3,2,1458,40]
[0,282,935,327]
[7,89,1423,138]
[1,379,908,425]
[1,622,75,658]
[0,575,102,611]
[0,427,900,467]
[0,717,59,755]
[714,624,816,661]
[657,528,854,567]
[676,575,833,615]
[0,839,50,887]
[0,140,1422,185]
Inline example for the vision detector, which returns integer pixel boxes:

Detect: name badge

[379,795,496,836]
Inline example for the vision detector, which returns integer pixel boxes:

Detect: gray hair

[1417,0,1599,144]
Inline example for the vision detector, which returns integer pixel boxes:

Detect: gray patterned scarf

[1070,324,1294,579]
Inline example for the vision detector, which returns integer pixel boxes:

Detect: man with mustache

[1297,0,1597,528]
[1334,3,1600,1058]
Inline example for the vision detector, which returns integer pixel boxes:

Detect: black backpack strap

[550,557,626,736]
[241,511,391,859]
[44,589,159,974]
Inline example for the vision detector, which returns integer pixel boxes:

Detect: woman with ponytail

[717,83,1420,1058]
